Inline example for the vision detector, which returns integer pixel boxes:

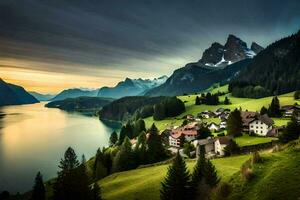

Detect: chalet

[281,105,300,118]
[241,111,259,132]
[214,136,232,156]
[169,122,200,147]
[208,122,220,132]
[249,114,274,136]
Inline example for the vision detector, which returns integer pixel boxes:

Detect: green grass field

[234,135,276,147]
[98,155,251,200]
[144,87,300,131]
[228,140,300,200]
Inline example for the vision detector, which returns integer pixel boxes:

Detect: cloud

[0,0,299,92]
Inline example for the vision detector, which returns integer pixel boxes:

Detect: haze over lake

[0,103,115,193]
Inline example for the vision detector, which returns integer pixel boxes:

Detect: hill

[45,96,113,113]
[51,88,99,101]
[229,30,300,98]
[0,78,39,106]
[99,96,168,122]
[93,139,300,200]
[143,86,300,131]
[97,155,251,200]
[29,92,55,101]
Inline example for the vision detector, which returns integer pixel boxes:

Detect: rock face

[224,34,254,62]
[0,78,39,106]
[251,42,264,54]
[146,34,263,96]
[200,42,224,65]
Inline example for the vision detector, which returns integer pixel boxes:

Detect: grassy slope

[234,135,275,147]
[144,85,300,131]
[229,141,300,200]
[98,155,251,200]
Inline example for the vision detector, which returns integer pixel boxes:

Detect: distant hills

[29,91,56,101]
[0,78,39,106]
[45,96,114,113]
[145,34,262,96]
[50,76,168,101]
[51,88,99,101]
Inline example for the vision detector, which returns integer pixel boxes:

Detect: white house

[208,122,220,132]
[220,121,227,129]
[214,136,231,156]
[249,114,274,136]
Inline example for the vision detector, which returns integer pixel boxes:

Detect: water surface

[0,103,116,193]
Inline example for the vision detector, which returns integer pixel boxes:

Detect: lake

[0,102,117,193]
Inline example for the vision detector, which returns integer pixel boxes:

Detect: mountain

[97,76,168,99]
[51,88,99,101]
[251,42,264,54]
[0,78,39,106]
[145,34,260,96]
[45,96,113,113]
[229,30,300,98]
[29,91,56,101]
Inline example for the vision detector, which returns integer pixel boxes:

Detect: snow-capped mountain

[145,34,263,96]
[200,34,262,67]
[97,76,168,99]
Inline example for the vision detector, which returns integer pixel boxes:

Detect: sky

[0,0,299,93]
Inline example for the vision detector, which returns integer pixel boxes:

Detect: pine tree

[134,131,147,165]
[31,172,45,200]
[279,117,300,143]
[268,96,281,117]
[260,106,268,115]
[227,109,243,137]
[118,126,127,145]
[204,159,220,188]
[133,119,146,137]
[113,137,135,172]
[153,103,166,120]
[191,145,205,186]
[109,131,118,146]
[53,147,93,200]
[93,149,108,180]
[91,183,102,200]
[294,90,300,100]
[147,123,166,163]
[160,152,191,200]
[224,96,230,105]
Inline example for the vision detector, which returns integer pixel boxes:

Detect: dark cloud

[0,0,299,77]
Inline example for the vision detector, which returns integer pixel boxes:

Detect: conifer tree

[204,159,220,188]
[109,131,118,146]
[260,106,268,115]
[113,137,135,172]
[147,123,166,163]
[191,146,205,187]
[53,147,93,200]
[279,117,300,143]
[133,119,146,137]
[31,172,45,200]
[268,96,281,117]
[227,109,243,137]
[160,152,191,200]
[224,96,230,105]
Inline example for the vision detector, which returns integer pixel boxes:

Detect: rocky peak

[200,42,224,65]
[251,42,264,54]
[224,34,249,62]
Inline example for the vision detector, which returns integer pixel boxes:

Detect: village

[157,104,300,158]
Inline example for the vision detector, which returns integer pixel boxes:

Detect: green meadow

[144,85,300,131]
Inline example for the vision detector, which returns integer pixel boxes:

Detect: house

[214,136,232,156]
[208,122,220,132]
[220,121,227,129]
[186,114,195,121]
[194,138,215,156]
[169,122,200,147]
[241,111,259,132]
[281,105,300,118]
[199,110,213,119]
[249,114,274,136]
[266,126,284,137]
